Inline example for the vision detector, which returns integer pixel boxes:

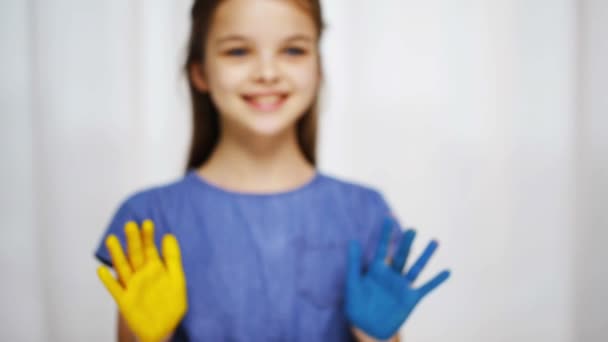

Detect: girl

[94,0,450,341]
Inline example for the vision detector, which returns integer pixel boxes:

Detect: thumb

[347,240,362,288]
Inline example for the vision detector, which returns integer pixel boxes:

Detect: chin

[245,118,297,137]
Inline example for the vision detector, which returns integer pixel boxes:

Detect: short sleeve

[93,198,143,267]
[361,189,406,267]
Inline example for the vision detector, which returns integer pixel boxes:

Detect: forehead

[209,0,316,42]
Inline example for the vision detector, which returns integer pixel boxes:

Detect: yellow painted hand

[97,220,188,342]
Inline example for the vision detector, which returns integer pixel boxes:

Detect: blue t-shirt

[94,170,403,341]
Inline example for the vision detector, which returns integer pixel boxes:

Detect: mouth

[242,93,289,112]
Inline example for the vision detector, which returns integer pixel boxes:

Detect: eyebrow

[215,33,314,46]
[284,34,314,43]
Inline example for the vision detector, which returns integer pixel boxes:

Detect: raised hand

[97,220,188,342]
[345,218,450,340]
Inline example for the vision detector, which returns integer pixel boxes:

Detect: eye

[284,47,307,56]
[225,48,248,57]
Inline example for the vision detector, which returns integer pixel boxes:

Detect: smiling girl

[94,1,450,341]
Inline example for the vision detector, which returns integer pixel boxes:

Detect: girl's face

[194,0,321,139]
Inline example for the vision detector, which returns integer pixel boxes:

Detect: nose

[253,55,280,84]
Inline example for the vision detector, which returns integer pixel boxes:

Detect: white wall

[322,1,577,340]
[1,1,192,340]
[576,1,608,341]
[0,1,47,341]
[0,0,605,341]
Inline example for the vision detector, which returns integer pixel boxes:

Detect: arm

[117,311,136,342]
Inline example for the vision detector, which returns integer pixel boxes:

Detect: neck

[197,126,315,193]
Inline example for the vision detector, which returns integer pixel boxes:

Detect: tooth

[252,95,280,104]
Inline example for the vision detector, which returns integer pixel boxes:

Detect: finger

[125,221,145,271]
[106,234,132,285]
[372,217,393,265]
[162,234,184,278]
[391,229,416,274]
[347,240,362,288]
[97,265,125,303]
[405,240,438,283]
[142,219,161,262]
[416,269,450,298]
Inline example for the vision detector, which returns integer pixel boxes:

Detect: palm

[97,220,187,342]
[346,219,450,340]
[119,256,187,341]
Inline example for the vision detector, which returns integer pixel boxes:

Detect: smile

[242,93,289,112]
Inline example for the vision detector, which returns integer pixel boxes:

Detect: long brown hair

[184,0,325,172]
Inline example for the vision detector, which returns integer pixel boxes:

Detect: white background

[1,0,606,341]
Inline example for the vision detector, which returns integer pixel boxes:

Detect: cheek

[208,63,249,93]
[287,61,319,92]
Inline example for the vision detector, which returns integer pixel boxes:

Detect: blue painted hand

[345,218,451,340]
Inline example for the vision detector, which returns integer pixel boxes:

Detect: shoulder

[316,172,389,210]
[117,173,194,215]
[316,173,400,252]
